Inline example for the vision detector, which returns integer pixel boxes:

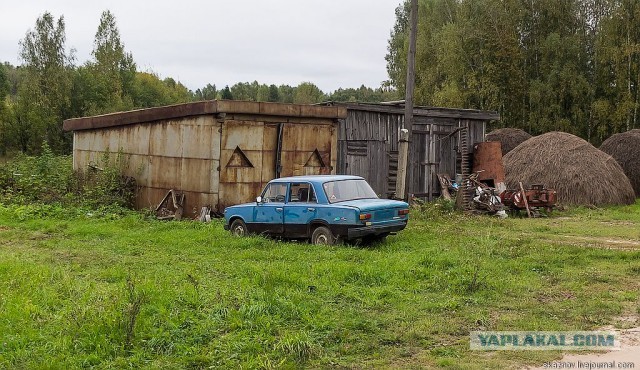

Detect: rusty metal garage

[63,100,347,217]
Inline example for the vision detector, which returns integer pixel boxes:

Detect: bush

[76,150,137,209]
[0,143,137,213]
[1,143,75,204]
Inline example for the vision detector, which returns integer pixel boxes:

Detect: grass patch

[0,202,639,368]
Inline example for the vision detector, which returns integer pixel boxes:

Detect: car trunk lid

[338,199,409,222]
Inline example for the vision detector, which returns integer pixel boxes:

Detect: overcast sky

[0,0,402,92]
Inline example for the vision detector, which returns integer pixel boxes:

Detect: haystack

[503,132,635,206]
[600,129,640,197]
[485,128,532,155]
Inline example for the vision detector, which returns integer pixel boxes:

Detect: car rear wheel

[311,226,335,245]
[230,219,248,237]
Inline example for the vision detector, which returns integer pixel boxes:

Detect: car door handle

[275,207,283,212]
[307,207,316,212]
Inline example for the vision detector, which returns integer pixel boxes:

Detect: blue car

[223,175,409,245]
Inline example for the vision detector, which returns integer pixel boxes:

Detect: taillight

[359,213,372,220]
[398,209,409,216]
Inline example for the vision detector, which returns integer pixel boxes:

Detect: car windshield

[323,179,378,203]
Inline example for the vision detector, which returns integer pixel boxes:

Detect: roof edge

[322,101,500,121]
[63,100,348,132]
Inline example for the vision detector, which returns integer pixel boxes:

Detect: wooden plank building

[328,102,500,200]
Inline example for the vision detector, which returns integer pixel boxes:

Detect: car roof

[269,175,364,183]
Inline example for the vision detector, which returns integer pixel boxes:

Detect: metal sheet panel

[221,120,265,150]
[184,191,219,215]
[74,149,101,171]
[220,150,263,182]
[119,124,150,155]
[148,156,182,190]
[98,129,121,153]
[65,100,347,132]
[149,120,183,157]
[75,131,93,151]
[260,150,277,182]
[280,149,332,177]
[136,187,166,211]
[260,102,300,117]
[210,159,220,194]
[330,125,338,172]
[280,123,334,177]
[220,162,262,183]
[218,182,264,209]
[85,130,114,152]
[262,123,278,151]
[281,123,332,152]
[181,116,219,159]
[124,154,150,185]
[219,120,269,209]
[180,158,212,193]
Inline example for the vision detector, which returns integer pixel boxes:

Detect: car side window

[289,183,316,203]
[262,183,287,203]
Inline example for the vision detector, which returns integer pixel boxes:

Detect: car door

[284,182,318,238]
[254,182,287,235]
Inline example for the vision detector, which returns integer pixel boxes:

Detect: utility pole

[395,0,418,200]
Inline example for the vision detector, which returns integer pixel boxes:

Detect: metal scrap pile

[445,172,558,218]
[467,171,507,218]
[438,141,559,218]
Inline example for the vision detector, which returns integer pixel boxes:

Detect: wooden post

[519,182,532,218]
[396,129,410,199]
[395,0,418,200]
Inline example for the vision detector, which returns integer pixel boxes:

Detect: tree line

[10,2,629,156]
[386,0,640,145]
[0,11,396,155]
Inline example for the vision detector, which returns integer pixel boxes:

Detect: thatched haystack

[485,128,532,155]
[503,132,635,206]
[600,129,640,197]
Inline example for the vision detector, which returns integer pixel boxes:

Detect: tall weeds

[0,143,137,212]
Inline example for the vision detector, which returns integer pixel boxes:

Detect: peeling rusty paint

[70,103,340,217]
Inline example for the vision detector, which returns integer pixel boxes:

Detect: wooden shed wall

[337,109,488,199]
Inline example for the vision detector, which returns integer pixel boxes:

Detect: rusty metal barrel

[472,141,506,193]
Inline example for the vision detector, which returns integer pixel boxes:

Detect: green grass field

[0,202,639,369]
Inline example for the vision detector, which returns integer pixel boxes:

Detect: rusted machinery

[500,184,557,215]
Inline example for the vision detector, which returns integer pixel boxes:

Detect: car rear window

[323,179,378,203]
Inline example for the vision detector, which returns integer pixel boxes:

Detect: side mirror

[256,196,262,204]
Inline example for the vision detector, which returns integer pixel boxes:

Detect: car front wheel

[311,226,336,245]
[230,219,248,237]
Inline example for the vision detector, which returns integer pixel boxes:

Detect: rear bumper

[346,220,408,239]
